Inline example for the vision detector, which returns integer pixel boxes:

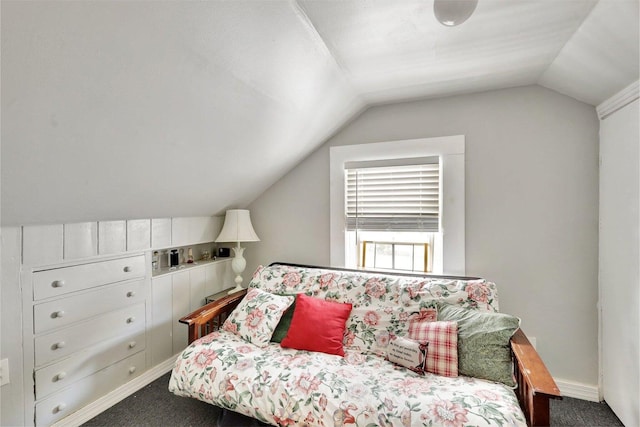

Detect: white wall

[0,0,362,226]
[1,227,24,426]
[248,85,600,388]
[599,95,639,425]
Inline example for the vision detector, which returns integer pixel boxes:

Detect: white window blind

[345,157,440,232]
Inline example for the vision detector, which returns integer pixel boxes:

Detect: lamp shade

[215,210,260,243]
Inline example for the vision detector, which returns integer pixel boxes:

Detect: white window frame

[329,136,466,275]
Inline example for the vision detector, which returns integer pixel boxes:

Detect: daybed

[169,262,561,426]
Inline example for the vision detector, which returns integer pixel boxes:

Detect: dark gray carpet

[83,372,624,426]
[550,397,624,427]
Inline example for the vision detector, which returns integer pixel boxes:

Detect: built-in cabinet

[598,84,639,427]
[150,259,233,364]
[16,216,234,426]
[26,254,148,426]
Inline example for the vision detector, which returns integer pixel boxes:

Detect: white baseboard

[555,378,601,402]
[52,356,179,427]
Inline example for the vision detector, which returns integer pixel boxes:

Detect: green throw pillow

[270,294,297,343]
[437,303,520,386]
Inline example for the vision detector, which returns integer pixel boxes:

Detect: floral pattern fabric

[222,287,294,348]
[168,330,526,427]
[249,264,499,358]
[169,264,524,426]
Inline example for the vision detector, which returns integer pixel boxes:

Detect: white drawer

[35,329,145,399]
[33,255,146,301]
[35,351,145,426]
[35,303,145,367]
[34,279,146,334]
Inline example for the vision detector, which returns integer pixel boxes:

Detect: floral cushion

[222,287,293,348]
[249,264,499,357]
[169,330,527,427]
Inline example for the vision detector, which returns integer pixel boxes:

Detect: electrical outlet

[0,358,9,386]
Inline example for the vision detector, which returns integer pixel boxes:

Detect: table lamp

[215,209,260,294]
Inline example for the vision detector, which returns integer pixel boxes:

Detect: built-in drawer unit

[34,302,145,367]
[32,255,145,300]
[33,279,145,334]
[35,351,146,426]
[26,253,151,425]
[35,330,146,400]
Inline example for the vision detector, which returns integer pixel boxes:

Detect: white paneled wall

[126,220,151,252]
[5,215,227,426]
[22,216,222,267]
[151,218,172,248]
[64,223,98,259]
[22,225,64,266]
[170,218,190,247]
[98,221,127,255]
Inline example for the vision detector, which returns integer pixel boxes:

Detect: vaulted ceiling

[298,0,636,106]
[1,0,638,226]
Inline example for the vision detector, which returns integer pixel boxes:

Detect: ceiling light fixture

[434,0,478,27]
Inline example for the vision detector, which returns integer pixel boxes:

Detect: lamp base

[227,284,244,295]
[228,244,246,294]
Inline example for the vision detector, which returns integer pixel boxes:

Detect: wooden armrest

[179,289,247,343]
[511,328,562,426]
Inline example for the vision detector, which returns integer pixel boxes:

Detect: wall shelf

[152,257,231,278]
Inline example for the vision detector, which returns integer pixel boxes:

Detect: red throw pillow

[280,293,353,356]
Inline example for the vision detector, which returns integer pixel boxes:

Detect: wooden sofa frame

[179,262,561,426]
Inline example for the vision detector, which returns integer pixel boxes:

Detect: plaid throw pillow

[408,320,458,377]
[407,307,438,337]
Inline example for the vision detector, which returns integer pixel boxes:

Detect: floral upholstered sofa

[168,262,561,426]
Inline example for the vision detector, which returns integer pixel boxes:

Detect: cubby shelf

[152,257,232,277]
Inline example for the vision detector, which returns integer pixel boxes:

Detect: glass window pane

[363,242,376,268]
[375,243,393,269]
[394,244,413,271]
[413,244,426,272]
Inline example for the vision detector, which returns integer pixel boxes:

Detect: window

[361,241,429,272]
[346,159,439,273]
[329,136,465,275]
[345,160,440,233]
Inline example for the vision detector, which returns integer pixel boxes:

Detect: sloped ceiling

[1,0,638,226]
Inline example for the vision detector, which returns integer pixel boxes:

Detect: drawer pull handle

[54,403,66,413]
[126,316,135,324]
[52,310,65,319]
[128,366,136,374]
[128,341,137,349]
[55,372,67,382]
[53,341,66,350]
[126,291,136,297]
[51,280,64,288]
[123,266,132,273]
